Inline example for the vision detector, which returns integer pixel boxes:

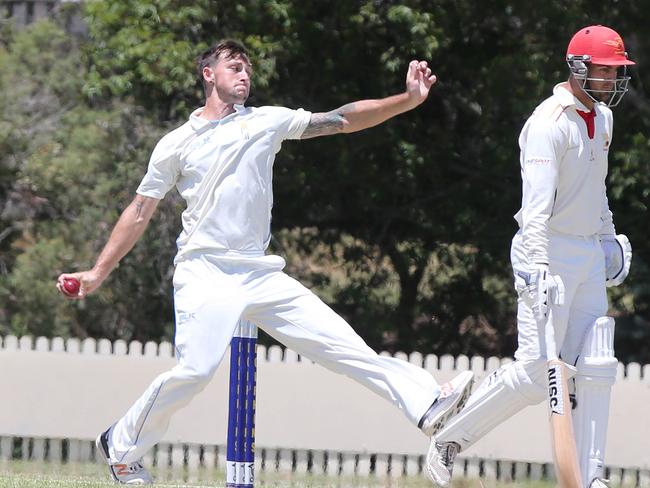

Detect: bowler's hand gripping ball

[63,278,80,296]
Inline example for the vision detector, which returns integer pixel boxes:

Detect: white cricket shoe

[590,479,611,488]
[419,371,474,437]
[95,429,153,485]
[425,440,460,487]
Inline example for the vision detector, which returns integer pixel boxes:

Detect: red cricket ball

[63,278,80,296]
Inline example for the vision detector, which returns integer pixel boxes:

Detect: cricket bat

[545,309,583,488]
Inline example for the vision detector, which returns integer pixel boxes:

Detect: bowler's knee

[173,361,219,392]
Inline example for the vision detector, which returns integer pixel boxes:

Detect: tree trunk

[385,242,428,352]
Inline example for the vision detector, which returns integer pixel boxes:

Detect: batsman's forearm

[92,195,159,279]
[340,92,417,133]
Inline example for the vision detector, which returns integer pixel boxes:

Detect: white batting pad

[436,359,546,451]
[573,316,617,486]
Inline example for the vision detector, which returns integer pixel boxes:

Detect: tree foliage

[1,1,649,363]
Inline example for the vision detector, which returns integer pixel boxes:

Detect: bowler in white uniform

[57,40,473,485]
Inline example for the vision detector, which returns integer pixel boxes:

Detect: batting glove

[514,264,565,321]
[601,234,632,287]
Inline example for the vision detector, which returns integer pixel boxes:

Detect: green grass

[0,460,555,488]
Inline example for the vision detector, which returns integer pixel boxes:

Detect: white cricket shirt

[514,84,616,264]
[136,105,312,262]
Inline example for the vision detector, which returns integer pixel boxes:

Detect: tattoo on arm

[301,104,356,139]
[134,198,145,223]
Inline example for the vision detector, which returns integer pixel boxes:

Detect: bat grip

[544,308,559,361]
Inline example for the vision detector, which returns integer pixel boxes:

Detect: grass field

[0,460,556,488]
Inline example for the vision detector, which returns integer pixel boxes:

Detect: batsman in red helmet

[426,26,634,488]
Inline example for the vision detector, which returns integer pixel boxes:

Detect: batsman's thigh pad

[573,316,617,486]
[437,359,546,450]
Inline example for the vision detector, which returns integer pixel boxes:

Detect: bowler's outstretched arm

[301,60,436,139]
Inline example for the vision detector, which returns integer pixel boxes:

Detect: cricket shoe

[589,479,611,488]
[425,440,460,487]
[419,370,474,437]
[95,428,153,485]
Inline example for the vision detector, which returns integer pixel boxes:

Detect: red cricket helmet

[566,25,634,107]
[567,25,635,66]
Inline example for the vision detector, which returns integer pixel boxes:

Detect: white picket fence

[1,334,649,485]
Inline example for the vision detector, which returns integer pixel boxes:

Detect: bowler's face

[213,53,252,104]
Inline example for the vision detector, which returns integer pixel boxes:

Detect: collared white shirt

[136,105,312,262]
[514,83,615,264]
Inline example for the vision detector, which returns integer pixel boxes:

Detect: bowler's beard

[214,85,249,105]
[229,86,249,104]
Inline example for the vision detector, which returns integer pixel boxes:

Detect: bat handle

[544,308,558,361]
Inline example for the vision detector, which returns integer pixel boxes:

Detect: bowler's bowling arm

[68,194,160,297]
[94,194,159,278]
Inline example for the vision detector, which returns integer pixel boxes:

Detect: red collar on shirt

[576,108,596,139]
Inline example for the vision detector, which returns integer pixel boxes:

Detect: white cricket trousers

[107,253,438,463]
[512,230,608,364]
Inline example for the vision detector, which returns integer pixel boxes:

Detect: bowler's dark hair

[196,40,250,88]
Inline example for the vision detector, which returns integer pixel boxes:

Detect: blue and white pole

[226,320,257,487]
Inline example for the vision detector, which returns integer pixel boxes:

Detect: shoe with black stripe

[418,371,474,437]
[95,428,153,485]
